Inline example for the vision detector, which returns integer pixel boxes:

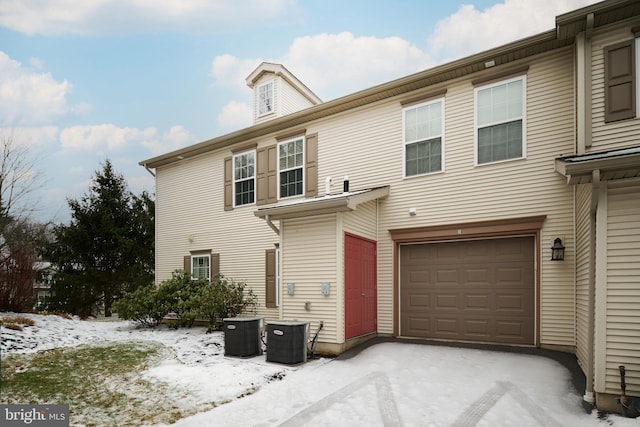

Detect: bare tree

[0,129,46,311]
[0,129,43,232]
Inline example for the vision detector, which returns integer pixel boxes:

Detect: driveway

[169,338,625,427]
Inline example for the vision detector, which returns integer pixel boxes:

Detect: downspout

[585,168,600,404]
[265,214,280,236]
[143,163,156,177]
[581,13,595,405]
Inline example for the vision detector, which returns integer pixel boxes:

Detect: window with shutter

[184,251,219,282]
[604,39,636,123]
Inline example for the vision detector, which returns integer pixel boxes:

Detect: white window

[191,254,210,281]
[258,81,273,116]
[475,76,526,165]
[403,98,444,177]
[278,137,304,198]
[233,151,255,206]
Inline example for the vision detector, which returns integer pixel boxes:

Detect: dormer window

[258,81,274,116]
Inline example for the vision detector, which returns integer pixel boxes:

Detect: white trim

[232,149,256,208]
[474,74,527,166]
[402,97,446,178]
[277,136,305,200]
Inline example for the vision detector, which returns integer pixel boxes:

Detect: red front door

[345,233,377,339]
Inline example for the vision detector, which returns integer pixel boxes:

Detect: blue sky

[0,0,597,223]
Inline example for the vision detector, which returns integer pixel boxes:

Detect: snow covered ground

[1,313,638,427]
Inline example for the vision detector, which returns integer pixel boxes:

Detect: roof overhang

[254,186,390,221]
[555,146,640,184]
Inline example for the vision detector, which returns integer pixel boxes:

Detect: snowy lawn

[1,313,638,427]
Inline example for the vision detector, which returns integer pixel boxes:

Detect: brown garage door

[400,236,534,345]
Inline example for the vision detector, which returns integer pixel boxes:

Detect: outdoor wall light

[550,238,565,261]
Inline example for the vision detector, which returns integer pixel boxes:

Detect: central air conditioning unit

[223,317,263,358]
[266,320,309,365]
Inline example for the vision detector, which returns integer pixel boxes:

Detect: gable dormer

[246,62,322,124]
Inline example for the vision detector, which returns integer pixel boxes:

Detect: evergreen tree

[46,160,154,316]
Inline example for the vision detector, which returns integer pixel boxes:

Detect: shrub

[114,270,256,329]
[113,284,168,327]
[198,275,257,331]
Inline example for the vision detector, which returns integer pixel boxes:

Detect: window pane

[404,101,442,143]
[477,120,522,164]
[405,137,441,176]
[280,168,303,198]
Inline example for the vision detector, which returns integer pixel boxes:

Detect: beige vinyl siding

[155,149,280,321]
[280,80,315,116]
[591,22,640,152]
[603,181,640,395]
[575,183,592,372]
[342,199,378,242]
[281,215,339,344]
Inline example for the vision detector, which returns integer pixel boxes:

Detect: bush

[198,276,257,331]
[155,270,207,327]
[114,270,256,329]
[112,284,168,327]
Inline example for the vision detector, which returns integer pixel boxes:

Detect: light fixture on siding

[550,238,565,261]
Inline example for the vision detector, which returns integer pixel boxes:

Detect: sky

[0,0,600,224]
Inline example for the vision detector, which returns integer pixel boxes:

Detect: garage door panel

[400,237,535,345]
[465,294,490,310]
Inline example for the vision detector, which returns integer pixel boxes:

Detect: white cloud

[0,0,300,35]
[0,126,59,148]
[141,125,197,156]
[211,54,262,92]
[211,32,431,102]
[59,124,196,156]
[282,33,431,96]
[427,0,601,62]
[216,101,253,132]
[0,52,87,126]
[60,124,156,152]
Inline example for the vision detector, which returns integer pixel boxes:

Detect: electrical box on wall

[321,282,330,296]
[287,283,295,295]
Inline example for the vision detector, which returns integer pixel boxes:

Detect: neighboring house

[33,260,53,310]
[140,0,640,413]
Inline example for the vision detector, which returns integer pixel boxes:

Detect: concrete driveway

[170,339,630,427]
